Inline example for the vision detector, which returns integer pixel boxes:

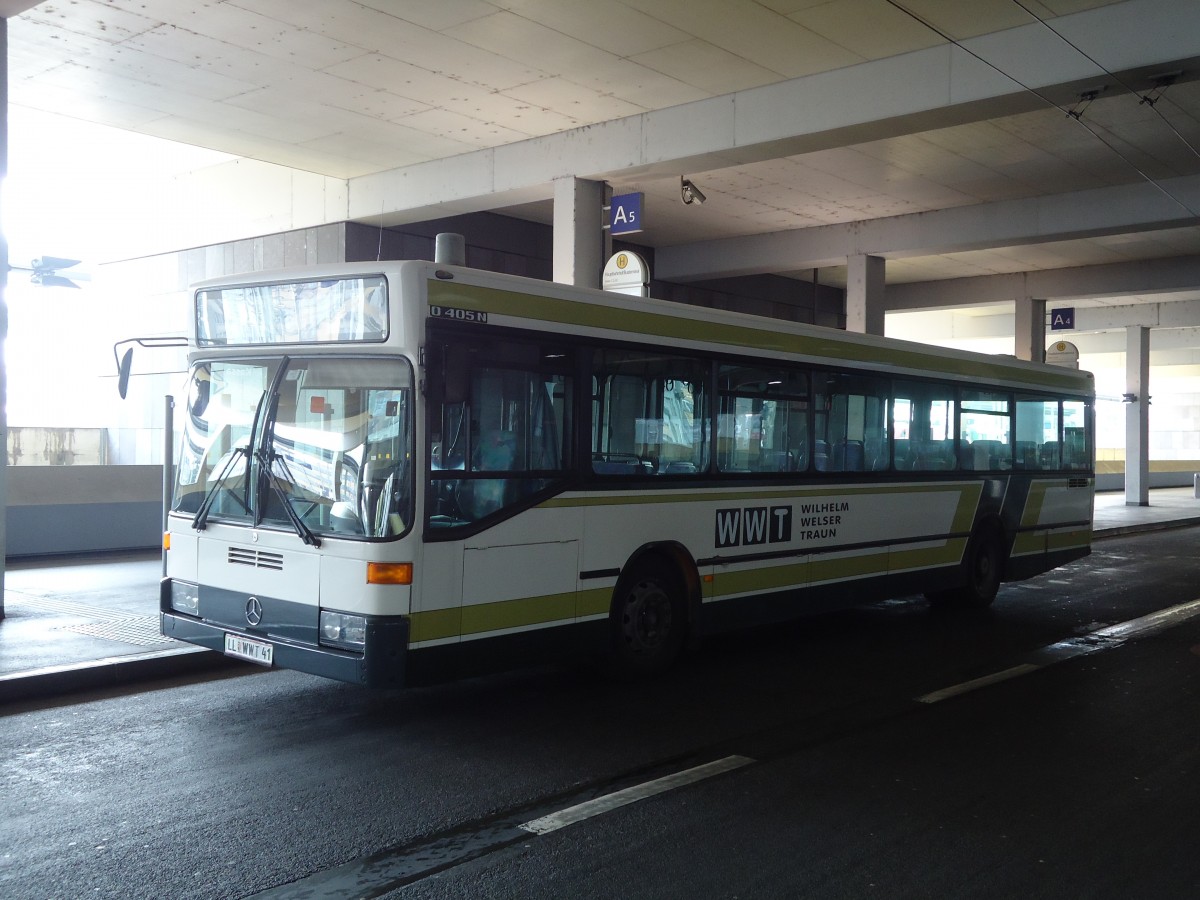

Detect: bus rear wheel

[929,526,1004,610]
[608,563,686,678]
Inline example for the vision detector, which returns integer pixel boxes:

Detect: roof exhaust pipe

[434,233,466,267]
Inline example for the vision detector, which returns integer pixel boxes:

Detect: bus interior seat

[842,440,865,471]
[593,459,641,475]
[967,439,1003,470]
[814,438,829,470]
[756,450,795,472]
[864,440,888,471]
[592,452,643,475]
[662,461,697,474]
[916,440,953,470]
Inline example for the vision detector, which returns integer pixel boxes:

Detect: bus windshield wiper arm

[255,448,321,547]
[193,386,268,532]
[192,445,251,531]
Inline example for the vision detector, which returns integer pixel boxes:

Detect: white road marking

[519,755,755,835]
[916,597,1200,704]
[916,664,1042,704]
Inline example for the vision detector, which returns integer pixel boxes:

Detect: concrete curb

[0,646,255,706]
[1093,516,1200,540]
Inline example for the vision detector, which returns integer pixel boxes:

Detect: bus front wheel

[607,563,686,678]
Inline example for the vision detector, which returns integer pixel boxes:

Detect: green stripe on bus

[461,591,575,636]
[428,280,1091,392]
[951,484,982,533]
[410,607,460,643]
[577,586,612,619]
[542,482,980,510]
[809,551,891,584]
[1021,481,1053,527]
[413,587,614,644]
[1047,528,1091,551]
[712,560,809,596]
[889,539,967,571]
[1011,531,1045,556]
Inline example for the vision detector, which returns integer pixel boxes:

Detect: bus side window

[894,381,955,471]
[960,390,1012,471]
[1016,398,1059,471]
[1062,401,1092,471]
[592,350,709,476]
[814,372,888,473]
[716,364,808,474]
[429,335,573,527]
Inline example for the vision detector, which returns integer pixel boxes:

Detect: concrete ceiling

[7,0,1200,295]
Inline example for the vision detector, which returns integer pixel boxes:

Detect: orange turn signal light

[367,562,413,585]
[163,532,172,551]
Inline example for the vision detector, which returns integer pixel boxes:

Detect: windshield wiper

[255,447,321,547]
[192,385,268,532]
[192,444,251,531]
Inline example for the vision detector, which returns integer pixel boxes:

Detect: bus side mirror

[118,347,134,399]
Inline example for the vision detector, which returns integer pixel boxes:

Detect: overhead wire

[880,0,1200,219]
[1007,0,1200,162]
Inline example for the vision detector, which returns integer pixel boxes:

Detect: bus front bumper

[161,610,409,688]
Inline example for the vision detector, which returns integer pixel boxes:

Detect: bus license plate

[224,633,273,666]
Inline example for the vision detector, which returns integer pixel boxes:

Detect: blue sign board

[1049,307,1075,331]
[610,192,644,236]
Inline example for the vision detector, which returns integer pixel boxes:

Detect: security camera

[681,177,706,205]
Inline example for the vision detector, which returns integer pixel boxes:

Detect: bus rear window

[196,275,388,346]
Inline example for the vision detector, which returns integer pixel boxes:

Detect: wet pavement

[1,486,1198,704]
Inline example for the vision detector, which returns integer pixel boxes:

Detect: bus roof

[193,259,1094,395]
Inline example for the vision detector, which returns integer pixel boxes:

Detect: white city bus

[161,253,1095,687]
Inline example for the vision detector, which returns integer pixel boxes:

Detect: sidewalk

[0,552,246,704]
[2,487,1198,705]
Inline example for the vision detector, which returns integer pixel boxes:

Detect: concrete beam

[656,175,1200,281]
[1064,326,1200,353]
[1075,299,1200,331]
[885,256,1200,312]
[346,0,1200,228]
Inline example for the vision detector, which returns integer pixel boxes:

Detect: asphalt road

[2,528,1198,899]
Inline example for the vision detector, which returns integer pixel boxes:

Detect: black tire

[929,525,1005,610]
[607,562,686,678]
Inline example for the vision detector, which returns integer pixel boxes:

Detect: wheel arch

[614,541,702,637]
[970,512,1011,582]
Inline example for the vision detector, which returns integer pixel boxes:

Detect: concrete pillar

[1,17,9,618]
[552,177,605,289]
[1125,325,1150,507]
[846,254,885,335]
[1014,296,1046,362]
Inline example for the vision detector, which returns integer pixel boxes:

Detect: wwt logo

[715,506,792,548]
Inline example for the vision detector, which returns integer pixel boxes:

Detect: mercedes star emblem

[245,596,263,626]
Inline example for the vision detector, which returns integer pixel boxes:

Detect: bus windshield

[174,356,414,540]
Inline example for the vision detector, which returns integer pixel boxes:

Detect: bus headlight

[320,611,367,648]
[170,581,200,616]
